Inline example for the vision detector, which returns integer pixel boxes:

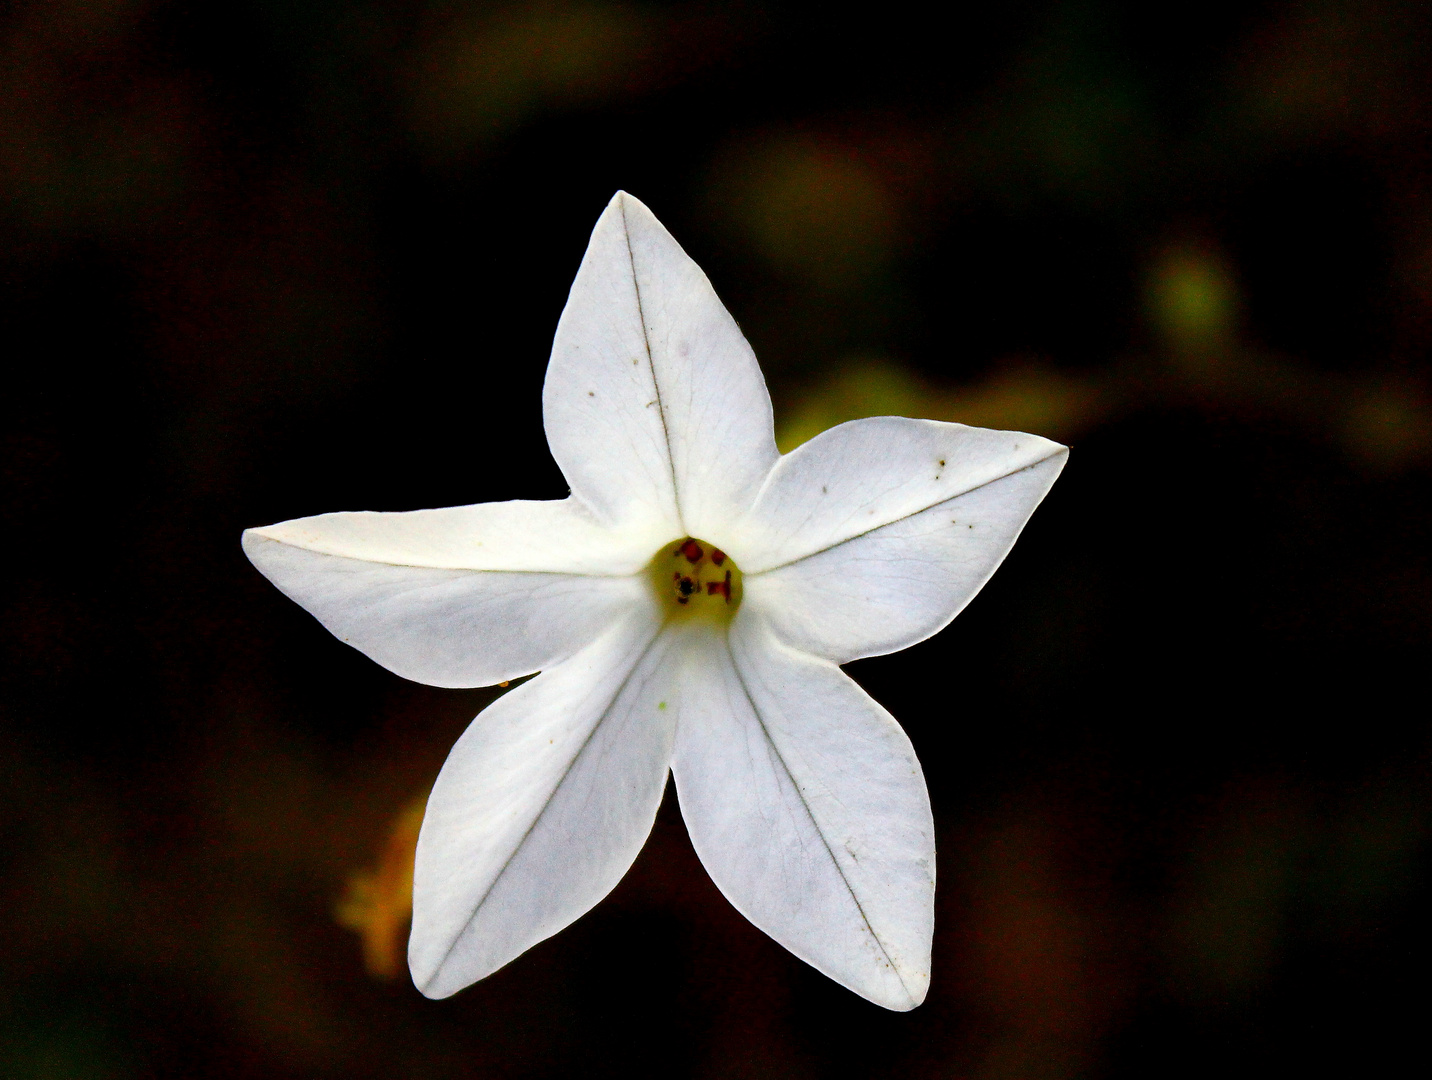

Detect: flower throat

[652,537,743,620]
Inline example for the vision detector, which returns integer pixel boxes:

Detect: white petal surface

[742,429,1067,663]
[544,191,779,540]
[243,498,653,688]
[410,611,677,998]
[245,497,650,573]
[729,417,1067,573]
[671,614,935,1011]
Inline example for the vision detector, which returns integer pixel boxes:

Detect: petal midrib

[424,616,670,988]
[745,447,1067,578]
[620,197,686,536]
[253,535,646,577]
[723,631,918,1007]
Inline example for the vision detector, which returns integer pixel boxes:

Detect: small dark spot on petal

[938,459,945,466]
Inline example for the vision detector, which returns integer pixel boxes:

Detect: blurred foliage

[3,0,1431,1077]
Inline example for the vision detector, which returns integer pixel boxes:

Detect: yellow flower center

[650,537,743,622]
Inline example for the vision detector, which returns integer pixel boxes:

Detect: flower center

[650,537,743,621]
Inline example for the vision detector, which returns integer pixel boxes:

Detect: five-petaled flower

[243,192,1067,1011]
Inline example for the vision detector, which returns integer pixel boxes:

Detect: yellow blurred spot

[335,794,427,980]
[777,359,1102,453]
[1146,246,1238,365]
[777,361,921,452]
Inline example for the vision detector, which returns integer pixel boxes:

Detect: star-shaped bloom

[243,192,1067,1011]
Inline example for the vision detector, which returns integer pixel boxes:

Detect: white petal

[409,611,677,998]
[729,416,1067,573]
[671,614,935,1011]
[242,498,654,687]
[740,425,1066,663]
[245,497,650,572]
[544,191,779,539]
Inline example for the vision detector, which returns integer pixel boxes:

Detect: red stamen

[679,539,704,563]
[706,570,732,601]
[711,549,726,566]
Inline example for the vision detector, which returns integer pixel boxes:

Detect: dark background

[3,1,1430,1077]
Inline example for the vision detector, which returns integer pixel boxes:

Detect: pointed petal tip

[408,942,465,1000]
[1001,428,1068,457]
[899,976,930,1011]
[606,189,657,226]
[865,969,927,1012]
[240,525,293,570]
[240,526,272,560]
[594,190,651,240]
[240,523,284,546]
[852,957,928,1011]
[411,970,457,1001]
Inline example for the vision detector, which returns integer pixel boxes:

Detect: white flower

[242,192,1067,1011]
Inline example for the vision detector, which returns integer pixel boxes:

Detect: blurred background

[3,0,1430,1076]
